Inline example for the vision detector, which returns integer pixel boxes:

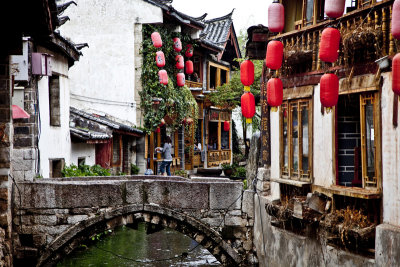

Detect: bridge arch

[37,204,243,267]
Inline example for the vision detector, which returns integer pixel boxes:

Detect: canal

[57,223,221,266]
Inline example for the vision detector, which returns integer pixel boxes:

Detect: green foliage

[140,25,198,134]
[232,166,247,178]
[62,164,111,177]
[173,169,188,178]
[243,179,248,190]
[130,164,140,175]
[221,163,233,170]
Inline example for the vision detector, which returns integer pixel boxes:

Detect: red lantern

[223,121,230,132]
[173,37,182,52]
[241,92,256,124]
[241,60,254,91]
[151,32,162,48]
[175,55,184,69]
[268,0,285,33]
[185,44,194,58]
[320,73,339,108]
[319,27,341,63]
[267,78,283,109]
[393,53,400,95]
[158,70,168,85]
[155,127,161,133]
[325,0,345,18]
[266,40,284,70]
[185,60,194,74]
[392,0,400,39]
[156,51,165,68]
[177,73,185,87]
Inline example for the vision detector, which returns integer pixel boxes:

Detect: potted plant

[221,163,234,177]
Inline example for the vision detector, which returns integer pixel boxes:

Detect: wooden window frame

[111,134,122,167]
[280,98,313,182]
[207,62,230,91]
[359,92,381,189]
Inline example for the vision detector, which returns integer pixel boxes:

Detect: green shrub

[62,164,111,177]
[221,163,233,170]
[173,170,188,178]
[232,166,246,178]
[131,164,140,175]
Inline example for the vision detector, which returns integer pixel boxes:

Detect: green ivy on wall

[140,24,198,135]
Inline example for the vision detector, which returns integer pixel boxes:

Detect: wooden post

[390,5,395,56]
[260,61,271,167]
[382,7,388,56]
[218,118,222,151]
[150,132,155,171]
[157,130,161,160]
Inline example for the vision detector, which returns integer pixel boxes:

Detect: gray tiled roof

[70,107,144,136]
[202,9,234,51]
[70,127,111,141]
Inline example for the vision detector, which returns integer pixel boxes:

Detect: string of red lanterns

[173,37,182,52]
[240,60,256,123]
[392,0,400,96]
[320,73,339,109]
[241,92,256,124]
[266,40,284,70]
[240,60,254,92]
[268,0,284,33]
[393,54,400,95]
[267,78,283,111]
[175,55,184,70]
[324,0,345,19]
[223,121,230,132]
[185,60,194,75]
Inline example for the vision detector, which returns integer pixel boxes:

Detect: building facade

[249,0,400,265]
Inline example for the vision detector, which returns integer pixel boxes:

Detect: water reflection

[57,223,221,267]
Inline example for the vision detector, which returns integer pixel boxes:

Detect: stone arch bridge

[12,176,256,266]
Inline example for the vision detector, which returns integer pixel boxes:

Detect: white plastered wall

[270,107,280,199]
[70,143,96,166]
[37,47,71,178]
[313,84,335,187]
[59,0,163,125]
[381,72,400,226]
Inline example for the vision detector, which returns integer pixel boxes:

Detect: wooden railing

[207,150,231,167]
[271,0,397,76]
[187,80,203,88]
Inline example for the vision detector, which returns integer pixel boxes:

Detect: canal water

[57,223,221,267]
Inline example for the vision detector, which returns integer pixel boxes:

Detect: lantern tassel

[246,118,252,124]
[244,86,250,92]
[325,107,332,114]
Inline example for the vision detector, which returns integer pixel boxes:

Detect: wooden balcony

[271,0,397,78]
[207,150,231,167]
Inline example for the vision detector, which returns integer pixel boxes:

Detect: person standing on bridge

[156,136,173,176]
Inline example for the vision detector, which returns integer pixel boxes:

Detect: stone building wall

[0,57,13,266]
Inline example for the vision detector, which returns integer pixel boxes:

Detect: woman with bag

[156,136,173,176]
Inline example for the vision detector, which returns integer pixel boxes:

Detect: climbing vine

[140,24,198,134]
